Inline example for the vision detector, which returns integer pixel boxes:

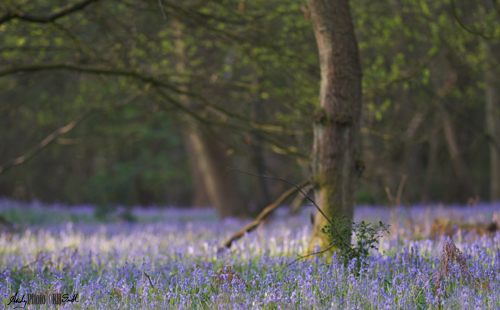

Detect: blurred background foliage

[0,0,499,210]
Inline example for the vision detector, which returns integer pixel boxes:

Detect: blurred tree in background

[0,0,317,217]
[0,0,499,215]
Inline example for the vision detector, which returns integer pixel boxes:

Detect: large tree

[306,0,363,251]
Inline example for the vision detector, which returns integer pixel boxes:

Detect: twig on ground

[144,272,155,288]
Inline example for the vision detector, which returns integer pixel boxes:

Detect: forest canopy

[0,0,499,210]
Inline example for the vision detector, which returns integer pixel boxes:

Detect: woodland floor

[0,199,499,309]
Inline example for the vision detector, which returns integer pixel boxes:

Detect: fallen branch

[220,178,310,250]
[143,272,155,288]
[228,168,335,226]
[223,168,351,252]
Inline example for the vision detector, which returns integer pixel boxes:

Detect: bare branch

[143,272,155,288]
[157,0,167,19]
[0,63,176,92]
[0,111,91,175]
[152,87,308,159]
[0,63,309,163]
[0,89,143,175]
[0,0,99,25]
[226,169,351,250]
[289,183,314,214]
[0,62,304,136]
[228,168,334,226]
[285,244,336,268]
[220,179,310,250]
[450,0,497,39]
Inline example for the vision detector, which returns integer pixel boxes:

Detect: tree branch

[152,87,309,159]
[285,244,336,268]
[0,89,143,175]
[1,63,309,160]
[0,0,99,25]
[0,62,176,91]
[223,169,351,251]
[0,62,304,136]
[228,169,335,225]
[219,179,310,250]
[450,0,497,40]
[0,111,91,175]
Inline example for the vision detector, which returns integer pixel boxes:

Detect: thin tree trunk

[250,74,271,213]
[402,101,424,202]
[306,0,363,252]
[431,63,474,201]
[250,133,271,212]
[174,22,209,208]
[186,124,247,218]
[485,42,500,201]
[174,21,246,217]
[184,132,211,206]
[438,103,474,200]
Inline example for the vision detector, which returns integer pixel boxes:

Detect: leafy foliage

[322,216,390,269]
[1,0,500,206]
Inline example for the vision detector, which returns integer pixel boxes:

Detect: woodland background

[0,0,499,214]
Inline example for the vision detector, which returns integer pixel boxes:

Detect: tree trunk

[250,133,271,212]
[438,103,474,200]
[184,132,211,207]
[250,74,271,213]
[185,124,247,218]
[485,42,500,202]
[430,55,474,202]
[174,21,246,217]
[306,0,363,252]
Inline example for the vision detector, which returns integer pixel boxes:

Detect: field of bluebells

[0,198,499,309]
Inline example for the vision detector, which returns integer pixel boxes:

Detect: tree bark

[485,42,500,202]
[428,52,474,201]
[306,0,363,252]
[185,124,247,218]
[250,74,271,213]
[184,132,211,207]
[431,69,474,201]
[174,20,246,217]
[438,103,474,200]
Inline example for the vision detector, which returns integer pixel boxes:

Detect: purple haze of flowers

[0,199,499,309]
